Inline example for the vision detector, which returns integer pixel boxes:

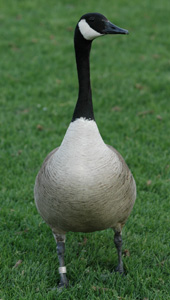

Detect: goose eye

[89,17,95,22]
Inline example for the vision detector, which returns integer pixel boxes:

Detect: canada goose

[34,12,136,288]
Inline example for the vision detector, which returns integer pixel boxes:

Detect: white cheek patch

[78,19,103,40]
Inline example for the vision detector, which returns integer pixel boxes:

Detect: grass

[0,0,170,299]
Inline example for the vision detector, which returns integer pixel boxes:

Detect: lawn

[0,0,170,299]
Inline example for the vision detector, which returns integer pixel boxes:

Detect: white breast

[49,118,121,186]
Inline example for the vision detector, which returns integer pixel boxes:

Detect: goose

[34,12,136,288]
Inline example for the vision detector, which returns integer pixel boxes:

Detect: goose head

[76,12,128,42]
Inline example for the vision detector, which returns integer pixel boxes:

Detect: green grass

[0,0,170,299]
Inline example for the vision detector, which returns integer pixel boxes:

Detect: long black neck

[72,26,94,121]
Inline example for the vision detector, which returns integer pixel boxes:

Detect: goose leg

[53,233,69,288]
[114,231,124,274]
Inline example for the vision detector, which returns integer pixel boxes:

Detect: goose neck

[72,31,94,121]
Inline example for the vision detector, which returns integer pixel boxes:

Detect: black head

[77,12,128,41]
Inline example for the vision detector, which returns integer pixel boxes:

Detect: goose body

[34,13,136,288]
[35,118,135,234]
